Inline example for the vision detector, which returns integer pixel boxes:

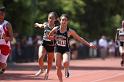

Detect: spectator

[98,35,108,60]
[108,39,116,57]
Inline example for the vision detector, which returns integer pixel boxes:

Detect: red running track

[0,57,124,82]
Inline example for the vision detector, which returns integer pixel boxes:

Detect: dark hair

[0,6,6,12]
[60,14,69,20]
[48,12,58,19]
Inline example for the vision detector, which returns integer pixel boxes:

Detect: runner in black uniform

[34,12,58,80]
[55,26,70,54]
[49,14,96,82]
[54,26,70,79]
[115,20,124,66]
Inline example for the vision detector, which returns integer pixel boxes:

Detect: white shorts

[0,53,9,63]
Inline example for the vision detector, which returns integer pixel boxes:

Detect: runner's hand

[48,36,55,40]
[2,34,10,41]
[89,43,97,49]
[34,23,40,27]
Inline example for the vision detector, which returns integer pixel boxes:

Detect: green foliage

[2,0,124,40]
[3,0,37,36]
[83,0,124,39]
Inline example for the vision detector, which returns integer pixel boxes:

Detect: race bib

[56,40,66,47]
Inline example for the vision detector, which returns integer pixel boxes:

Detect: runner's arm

[48,26,58,36]
[69,29,96,48]
[3,22,13,41]
[48,27,58,40]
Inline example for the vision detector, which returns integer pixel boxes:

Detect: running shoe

[35,69,44,76]
[0,68,5,74]
[65,69,70,78]
[44,73,48,80]
[121,60,124,66]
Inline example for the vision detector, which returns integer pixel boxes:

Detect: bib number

[56,40,66,46]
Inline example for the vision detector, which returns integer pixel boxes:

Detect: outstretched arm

[49,26,58,36]
[48,27,58,40]
[69,29,96,48]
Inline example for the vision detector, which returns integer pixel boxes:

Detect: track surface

[1,57,124,82]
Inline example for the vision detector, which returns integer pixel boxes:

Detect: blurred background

[0,0,124,62]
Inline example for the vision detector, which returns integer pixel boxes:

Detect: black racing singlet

[42,26,54,46]
[54,26,70,54]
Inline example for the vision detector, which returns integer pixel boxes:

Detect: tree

[3,0,37,36]
[2,0,124,40]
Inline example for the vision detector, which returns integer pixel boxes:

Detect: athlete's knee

[63,62,69,67]
[0,62,7,69]
[38,58,42,62]
[48,62,53,68]
[38,55,44,60]
[56,65,62,70]
[38,48,46,58]
[38,53,45,59]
